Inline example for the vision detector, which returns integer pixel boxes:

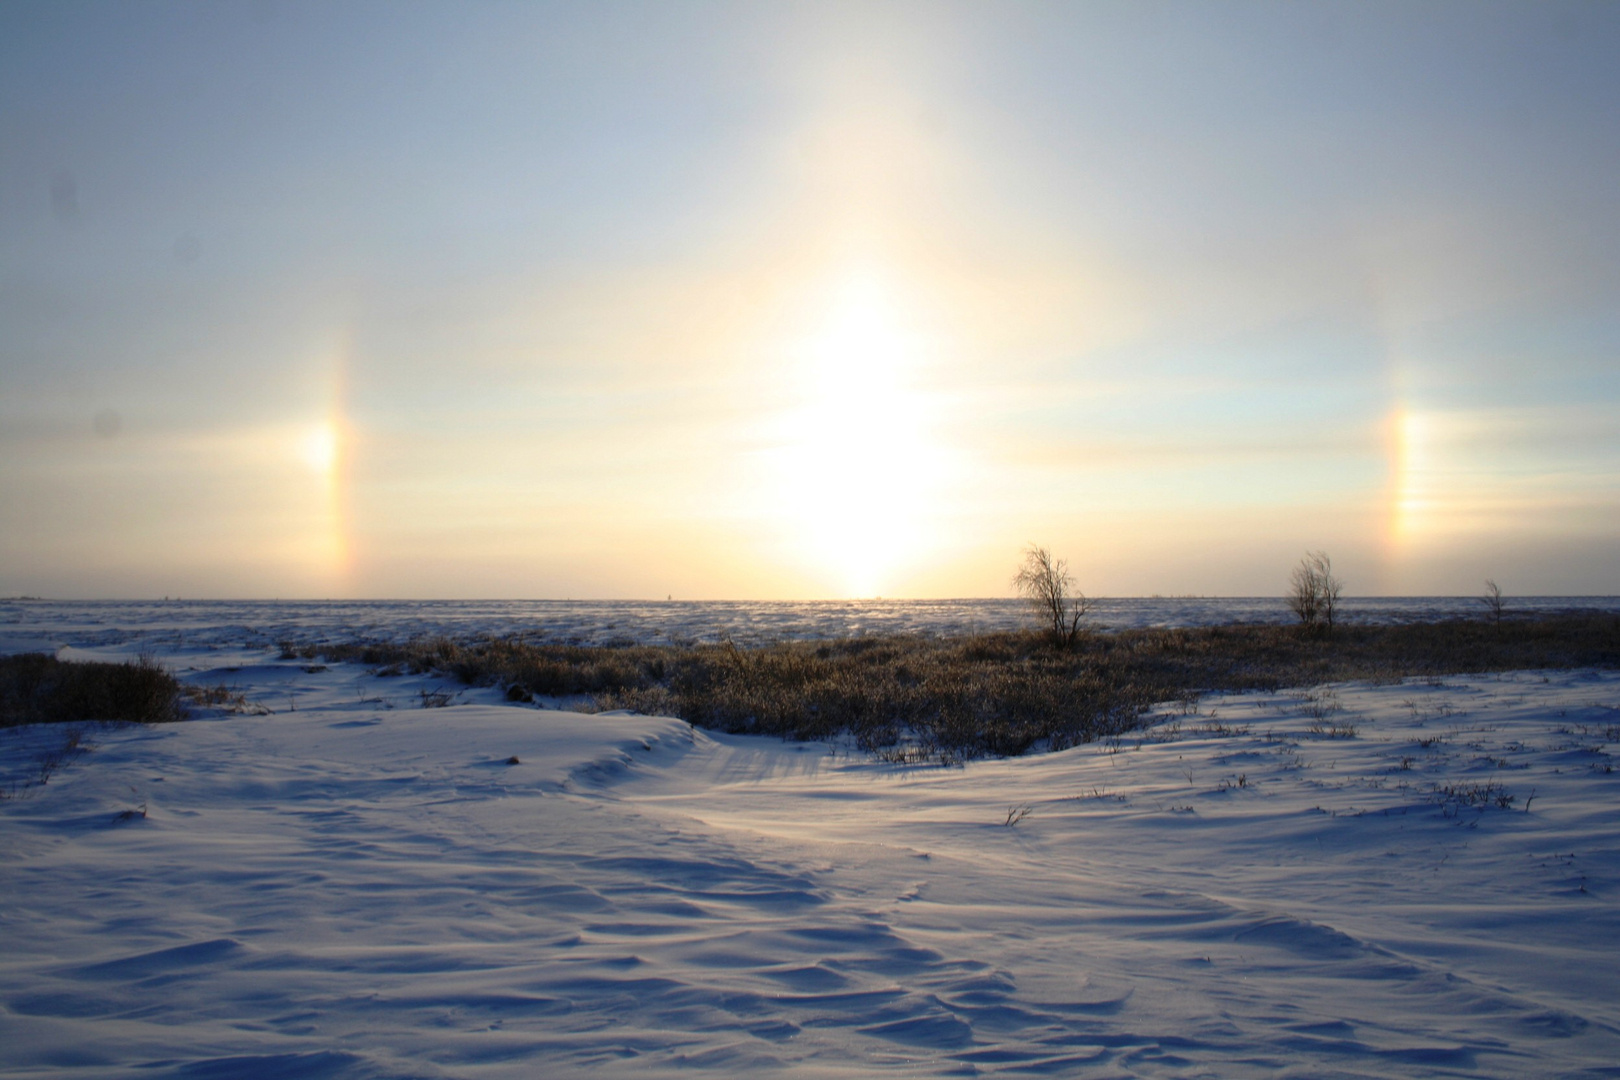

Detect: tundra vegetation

[0,653,181,729]
[6,608,1617,765]
[0,653,185,799]
[298,614,1620,762]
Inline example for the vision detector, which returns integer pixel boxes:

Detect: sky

[3,0,1619,600]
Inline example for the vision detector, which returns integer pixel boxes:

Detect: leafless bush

[1013,544,1089,647]
[1288,551,1343,631]
[1480,580,1505,625]
[0,653,183,728]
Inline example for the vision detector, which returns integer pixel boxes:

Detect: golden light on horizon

[291,362,355,590]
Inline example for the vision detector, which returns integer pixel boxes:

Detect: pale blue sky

[3,1,1618,598]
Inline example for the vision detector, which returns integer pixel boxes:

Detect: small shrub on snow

[0,653,183,729]
[1012,544,1090,647]
[1288,551,1343,632]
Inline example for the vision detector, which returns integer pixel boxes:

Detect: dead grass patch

[287,615,1620,762]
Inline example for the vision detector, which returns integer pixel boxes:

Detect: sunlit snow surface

[4,633,1620,1077]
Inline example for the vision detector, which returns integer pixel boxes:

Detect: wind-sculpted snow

[4,641,1620,1077]
[5,595,1620,653]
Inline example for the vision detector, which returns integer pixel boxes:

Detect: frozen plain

[3,638,1620,1078]
[7,596,1620,651]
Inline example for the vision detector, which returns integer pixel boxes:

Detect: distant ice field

[4,595,1620,653]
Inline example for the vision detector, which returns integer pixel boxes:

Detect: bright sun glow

[764,270,951,596]
[299,423,339,475]
[1390,407,1426,544]
[292,412,352,586]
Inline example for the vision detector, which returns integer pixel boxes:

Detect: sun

[299,423,339,474]
[764,269,950,596]
[291,409,352,584]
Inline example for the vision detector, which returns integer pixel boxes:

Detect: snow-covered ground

[4,641,1620,1077]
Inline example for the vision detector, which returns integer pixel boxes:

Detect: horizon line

[7,595,1620,604]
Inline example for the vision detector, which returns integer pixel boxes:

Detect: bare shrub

[1288,551,1343,631]
[1480,580,1505,625]
[0,654,183,728]
[1013,544,1089,647]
